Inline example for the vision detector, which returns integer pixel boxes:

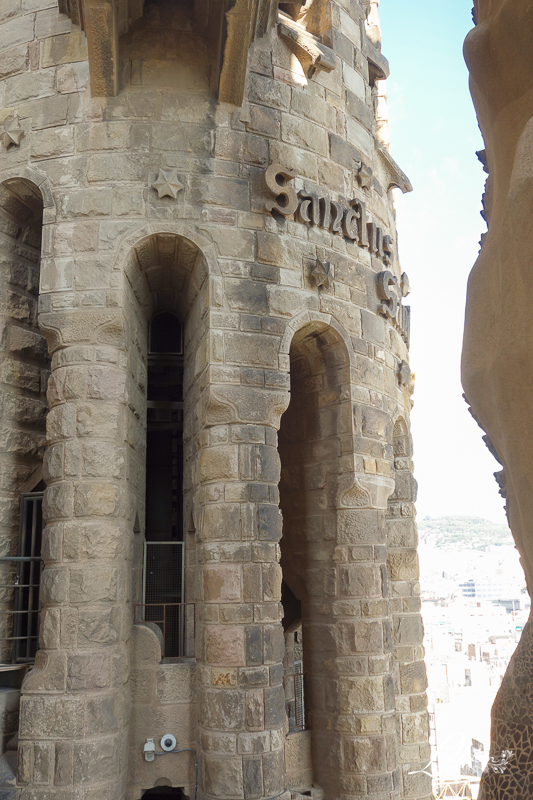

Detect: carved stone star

[311,259,331,289]
[356,162,373,190]
[1,118,24,149]
[151,169,184,199]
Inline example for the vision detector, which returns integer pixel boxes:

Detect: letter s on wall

[264,164,299,217]
[377,270,400,320]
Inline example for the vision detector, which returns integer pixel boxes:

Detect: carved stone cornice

[377,146,413,194]
[277,11,335,78]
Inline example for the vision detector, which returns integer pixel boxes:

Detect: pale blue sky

[379,1,507,524]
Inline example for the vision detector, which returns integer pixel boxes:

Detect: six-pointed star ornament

[1,118,24,149]
[311,259,331,289]
[356,162,372,190]
[151,168,184,199]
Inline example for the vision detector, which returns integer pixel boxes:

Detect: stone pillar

[387,423,431,800]
[17,338,132,800]
[314,500,398,800]
[196,417,289,800]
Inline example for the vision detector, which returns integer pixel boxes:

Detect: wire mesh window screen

[0,492,43,664]
[143,542,185,657]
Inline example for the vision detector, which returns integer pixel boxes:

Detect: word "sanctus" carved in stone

[264,164,393,266]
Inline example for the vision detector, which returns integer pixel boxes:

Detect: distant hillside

[418,516,513,550]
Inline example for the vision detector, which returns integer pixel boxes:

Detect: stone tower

[0,0,430,798]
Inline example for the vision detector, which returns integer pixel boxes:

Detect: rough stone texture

[463,3,533,799]
[0,0,429,799]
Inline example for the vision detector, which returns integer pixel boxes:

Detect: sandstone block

[393,615,424,646]
[199,447,239,482]
[76,403,120,438]
[19,696,85,738]
[387,519,417,548]
[215,130,268,167]
[74,481,119,517]
[57,60,90,93]
[204,625,246,666]
[344,735,387,773]
[247,105,280,138]
[204,564,242,603]
[54,742,73,786]
[262,749,284,795]
[67,652,110,690]
[281,113,328,157]
[291,89,336,130]
[60,188,113,218]
[87,366,126,403]
[338,676,385,714]
[387,551,419,581]
[204,754,243,798]
[346,115,372,157]
[224,332,279,368]
[399,661,427,695]
[0,42,28,79]
[35,7,71,38]
[192,175,250,211]
[339,564,381,598]
[81,442,125,479]
[77,607,121,646]
[0,14,34,52]
[73,738,119,784]
[5,68,55,104]
[336,619,383,655]
[200,689,245,730]
[69,565,117,603]
[77,122,131,152]
[401,711,429,745]
[243,754,263,798]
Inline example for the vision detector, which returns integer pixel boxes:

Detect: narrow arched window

[144,312,184,657]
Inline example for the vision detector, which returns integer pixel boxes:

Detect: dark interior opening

[141,788,184,799]
[146,313,184,544]
[144,313,185,656]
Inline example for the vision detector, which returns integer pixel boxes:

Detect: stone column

[387,424,431,800]
[17,336,132,800]
[307,497,398,800]
[196,415,289,800]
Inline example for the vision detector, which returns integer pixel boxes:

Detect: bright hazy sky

[379,1,507,525]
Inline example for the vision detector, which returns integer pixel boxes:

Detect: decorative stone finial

[1,118,24,149]
[151,169,184,199]
[311,259,331,289]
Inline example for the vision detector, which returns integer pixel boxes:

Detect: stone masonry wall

[0,0,431,798]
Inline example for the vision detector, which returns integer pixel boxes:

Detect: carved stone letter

[264,164,298,217]
[377,271,399,320]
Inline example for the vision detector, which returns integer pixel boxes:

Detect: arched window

[143,313,185,657]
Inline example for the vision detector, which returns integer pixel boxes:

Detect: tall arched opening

[125,232,209,657]
[0,177,48,759]
[278,321,353,796]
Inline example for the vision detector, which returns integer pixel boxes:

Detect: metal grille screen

[143,542,184,657]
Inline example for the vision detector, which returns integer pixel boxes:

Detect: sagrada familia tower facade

[0,0,444,797]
